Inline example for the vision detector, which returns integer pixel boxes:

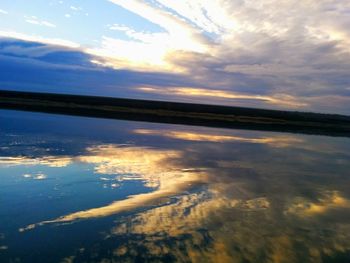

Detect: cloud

[286,191,350,216]
[70,6,82,11]
[25,16,56,28]
[34,173,47,180]
[18,144,207,230]
[0,156,72,167]
[3,115,350,262]
[0,38,201,96]
[99,0,350,114]
[0,42,76,59]
[108,0,210,49]
[21,172,48,180]
[0,31,79,48]
[2,0,350,114]
[133,129,303,147]
[91,0,211,70]
[0,9,8,15]
[137,86,308,108]
[18,126,350,232]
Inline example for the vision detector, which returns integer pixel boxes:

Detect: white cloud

[108,0,204,39]
[70,5,82,11]
[25,16,56,28]
[108,24,131,32]
[0,9,8,15]
[150,1,235,34]
[21,173,48,180]
[104,0,350,72]
[0,31,80,48]
[102,0,211,69]
[34,173,47,180]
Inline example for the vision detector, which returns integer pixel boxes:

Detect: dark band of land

[0,90,350,137]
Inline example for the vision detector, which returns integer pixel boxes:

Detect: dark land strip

[0,90,349,137]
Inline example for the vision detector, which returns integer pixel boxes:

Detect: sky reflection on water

[0,110,350,263]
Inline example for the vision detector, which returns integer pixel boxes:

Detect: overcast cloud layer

[0,0,349,114]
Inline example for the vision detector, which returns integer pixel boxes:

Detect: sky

[0,0,350,114]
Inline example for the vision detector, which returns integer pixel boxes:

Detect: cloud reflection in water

[1,116,350,262]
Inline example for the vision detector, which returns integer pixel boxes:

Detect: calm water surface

[0,110,350,263]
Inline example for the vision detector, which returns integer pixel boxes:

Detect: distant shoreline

[0,90,349,137]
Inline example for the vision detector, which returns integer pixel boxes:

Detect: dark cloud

[1,36,349,114]
[0,38,198,98]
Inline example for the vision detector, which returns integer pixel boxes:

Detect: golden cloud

[133,129,303,147]
[286,191,350,216]
[137,86,308,108]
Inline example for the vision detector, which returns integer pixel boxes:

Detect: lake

[0,109,350,263]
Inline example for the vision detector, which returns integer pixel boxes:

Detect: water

[0,109,350,263]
